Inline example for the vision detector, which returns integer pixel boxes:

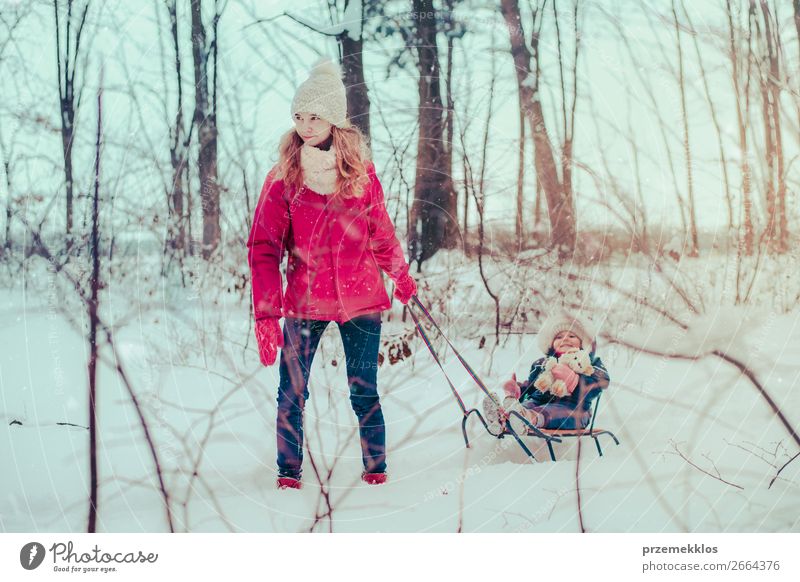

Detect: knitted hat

[291,58,348,128]
[537,310,596,354]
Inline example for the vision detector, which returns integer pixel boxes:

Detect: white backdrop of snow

[1,255,799,533]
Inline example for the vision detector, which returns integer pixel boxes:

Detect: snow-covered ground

[1,252,799,532]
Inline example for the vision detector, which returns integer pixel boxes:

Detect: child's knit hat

[537,310,596,354]
[291,58,348,128]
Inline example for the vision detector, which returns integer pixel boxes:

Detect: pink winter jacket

[247,163,411,323]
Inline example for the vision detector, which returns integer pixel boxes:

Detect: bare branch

[769,451,800,489]
[668,440,744,490]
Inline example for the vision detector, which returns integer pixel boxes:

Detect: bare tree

[671,0,700,257]
[459,45,501,342]
[795,0,800,62]
[190,0,223,259]
[604,5,690,250]
[0,117,23,254]
[442,0,460,246]
[163,0,192,257]
[516,98,526,240]
[553,1,579,241]
[0,2,29,252]
[17,223,178,532]
[53,0,90,236]
[726,0,756,256]
[754,0,788,253]
[500,0,577,262]
[86,68,103,532]
[340,0,371,137]
[681,1,734,246]
[408,0,456,267]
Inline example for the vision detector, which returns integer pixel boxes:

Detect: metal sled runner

[514,393,620,459]
[408,296,620,462]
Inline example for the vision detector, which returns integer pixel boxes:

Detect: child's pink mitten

[550,363,579,395]
[502,373,521,399]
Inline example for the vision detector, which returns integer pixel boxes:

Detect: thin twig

[669,441,744,490]
[104,330,176,531]
[575,437,586,532]
[769,451,800,489]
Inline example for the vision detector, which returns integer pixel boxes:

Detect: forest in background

[1,1,799,533]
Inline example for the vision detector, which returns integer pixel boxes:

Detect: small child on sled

[483,311,610,436]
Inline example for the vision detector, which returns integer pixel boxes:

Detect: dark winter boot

[362,472,388,485]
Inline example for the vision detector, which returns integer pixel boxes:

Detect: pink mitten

[502,373,521,399]
[550,363,579,395]
[393,274,418,305]
[254,318,283,366]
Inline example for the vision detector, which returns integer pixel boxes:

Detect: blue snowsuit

[517,352,610,430]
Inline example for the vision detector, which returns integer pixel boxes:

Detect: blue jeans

[521,401,591,430]
[276,312,385,479]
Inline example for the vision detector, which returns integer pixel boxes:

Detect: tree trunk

[166,0,188,254]
[516,104,525,240]
[190,0,220,260]
[754,0,780,253]
[500,0,576,261]
[760,1,787,253]
[683,0,733,243]
[727,0,754,255]
[444,0,456,245]
[53,0,89,237]
[60,113,75,235]
[462,149,469,255]
[672,0,700,257]
[340,1,370,138]
[534,176,543,230]
[554,1,579,240]
[408,0,456,266]
[795,0,800,61]
[3,158,12,252]
[87,69,103,533]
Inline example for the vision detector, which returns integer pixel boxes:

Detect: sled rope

[408,295,494,411]
[408,295,546,460]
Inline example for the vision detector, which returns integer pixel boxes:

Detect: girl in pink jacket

[247,59,416,489]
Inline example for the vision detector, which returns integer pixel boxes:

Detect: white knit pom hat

[537,310,596,354]
[291,58,348,128]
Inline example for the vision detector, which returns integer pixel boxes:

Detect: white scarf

[300,143,337,195]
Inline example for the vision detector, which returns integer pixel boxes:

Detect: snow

[521,72,536,89]
[2,253,799,533]
[286,1,362,42]
[621,304,776,360]
[287,14,346,37]
[342,0,363,42]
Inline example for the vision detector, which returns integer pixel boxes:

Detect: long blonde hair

[275,124,372,198]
